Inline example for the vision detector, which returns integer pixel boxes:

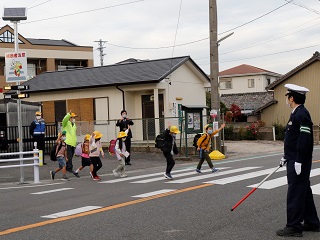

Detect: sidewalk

[0,140,284,184]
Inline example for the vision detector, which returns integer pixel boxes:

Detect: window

[219,78,232,89]
[266,77,271,86]
[94,97,109,123]
[27,63,36,79]
[0,31,22,43]
[248,79,255,88]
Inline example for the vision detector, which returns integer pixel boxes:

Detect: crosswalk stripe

[132,189,176,198]
[99,168,193,183]
[204,167,287,185]
[41,206,102,219]
[166,167,261,184]
[131,167,230,183]
[31,188,74,195]
[311,183,320,195]
[247,168,320,189]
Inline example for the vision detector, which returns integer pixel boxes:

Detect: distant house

[220,92,274,122]
[219,64,282,94]
[9,56,210,141]
[0,24,94,98]
[256,52,320,126]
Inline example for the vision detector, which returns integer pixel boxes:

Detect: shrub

[224,125,234,140]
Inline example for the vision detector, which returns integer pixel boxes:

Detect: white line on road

[204,167,287,185]
[131,167,230,183]
[99,168,192,183]
[0,182,65,190]
[41,206,102,219]
[311,183,320,195]
[167,167,261,184]
[31,188,74,195]
[132,189,176,198]
[247,168,320,189]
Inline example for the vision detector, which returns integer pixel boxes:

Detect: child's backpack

[108,138,117,155]
[50,143,63,161]
[74,143,82,156]
[193,133,208,148]
[155,133,165,149]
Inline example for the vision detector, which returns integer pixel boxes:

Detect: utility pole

[94,39,107,66]
[209,0,221,151]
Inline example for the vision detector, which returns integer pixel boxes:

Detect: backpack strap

[198,134,208,148]
[55,142,63,156]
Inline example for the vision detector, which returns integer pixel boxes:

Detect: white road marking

[131,167,230,183]
[311,183,320,195]
[31,188,74,195]
[167,167,261,184]
[204,167,287,185]
[132,189,176,198]
[99,168,192,183]
[41,206,102,219]
[0,182,65,190]
[247,168,320,189]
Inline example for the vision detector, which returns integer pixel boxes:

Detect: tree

[230,103,242,122]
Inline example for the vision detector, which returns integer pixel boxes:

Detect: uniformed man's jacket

[284,104,313,163]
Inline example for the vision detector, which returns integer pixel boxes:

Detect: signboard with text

[5,52,28,82]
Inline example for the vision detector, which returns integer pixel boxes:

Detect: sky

[1,0,320,75]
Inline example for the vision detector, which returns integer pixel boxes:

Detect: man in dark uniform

[116,110,134,165]
[277,84,320,237]
[30,111,46,165]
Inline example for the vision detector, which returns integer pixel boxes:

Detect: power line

[285,0,320,15]
[28,0,53,10]
[21,0,144,24]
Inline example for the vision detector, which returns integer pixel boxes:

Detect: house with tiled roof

[6,56,210,141]
[0,24,94,96]
[257,51,320,126]
[219,64,282,94]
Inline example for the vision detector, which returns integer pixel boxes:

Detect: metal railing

[0,148,41,183]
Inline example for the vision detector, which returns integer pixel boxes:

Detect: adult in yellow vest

[62,111,78,175]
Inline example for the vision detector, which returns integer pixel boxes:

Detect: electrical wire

[28,0,54,10]
[21,0,144,24]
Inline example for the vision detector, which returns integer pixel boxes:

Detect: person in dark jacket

[276,84,320,237]
[30,111,46,165]
[162,125,180,179]
[116,110,134,165]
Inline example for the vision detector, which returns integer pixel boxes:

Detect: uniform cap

[35,111,42,116]
[284,84,309,95]
[61,131,66,135]
[93,131,103,139]
[169,126,180,134]
[117,131,127,138]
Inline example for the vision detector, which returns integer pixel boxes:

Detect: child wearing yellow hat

[73,134,93,178]
[89,131,105,181]
[113,128,130,178]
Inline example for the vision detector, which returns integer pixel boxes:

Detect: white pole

[33,142,40,183]
[272,126,276,141]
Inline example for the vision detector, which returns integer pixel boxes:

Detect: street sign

[4,93,29,99]
[4,85,29,90]
[5,52,28,82]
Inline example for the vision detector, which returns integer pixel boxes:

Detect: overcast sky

[2,0,320,75]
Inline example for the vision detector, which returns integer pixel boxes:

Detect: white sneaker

[113,170,119,177]
[120,174,127,178]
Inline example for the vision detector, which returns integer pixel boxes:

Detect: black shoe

[303,224,320,232]
[43,163,47,165]
[276,227,302,237]
[126,163,132,165]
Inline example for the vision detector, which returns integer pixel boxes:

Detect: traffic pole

[231,165,281,211]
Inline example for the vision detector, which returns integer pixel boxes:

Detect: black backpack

[155,133,165,149]
[193,133,208,148]
[50,143,63,161]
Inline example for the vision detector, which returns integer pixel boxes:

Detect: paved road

[0,143,319,240]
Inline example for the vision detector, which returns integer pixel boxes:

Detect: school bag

[155,133,165,149]
[193,133,208,148]
[108,138,117,155]
[50,143,63,161]
[74,143,82,156]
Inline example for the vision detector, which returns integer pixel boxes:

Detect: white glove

[279,157,287,167]
[294,162,302,175]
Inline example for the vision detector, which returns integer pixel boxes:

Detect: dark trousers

[163,152,175,174]
[196,151,213,170]
[33,135,45,163]
[125,138,131,164]
[90,156,102,177]
[286,160,320,231]
[66,145,75,172]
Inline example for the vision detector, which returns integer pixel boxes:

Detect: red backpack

[108,138,117,155]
